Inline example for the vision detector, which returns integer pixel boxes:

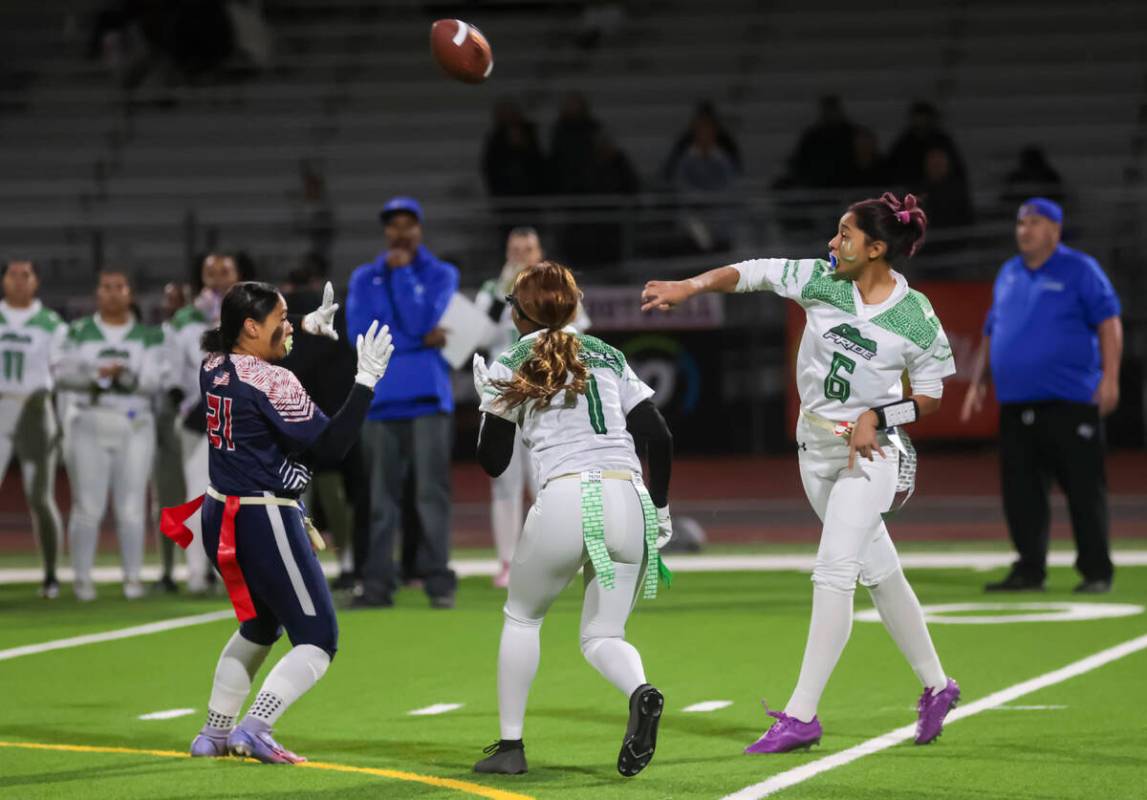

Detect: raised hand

[354,321,394,388]
[302,281,340,341]
[640,280,692,313]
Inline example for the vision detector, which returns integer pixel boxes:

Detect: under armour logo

[797,442,808,452]
[1021,409,1036,426]
[1077,424,1095,440]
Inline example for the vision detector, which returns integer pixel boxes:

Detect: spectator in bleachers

[885,101,967,187]
[548,92,602,194]
[841,127,888,188]
[663,101,742,181]
[572,132,640,266]
[346,197,459,609]
[482,99,546,198]
[670,113,740,252]
[914,146,974,231]
[1001,145,1065,208]
[776,95,856,188]
[293,160,336,266]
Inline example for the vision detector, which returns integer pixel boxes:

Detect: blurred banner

[785,281,1000,441]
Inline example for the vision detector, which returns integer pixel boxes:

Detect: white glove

[302,281,340,341]
[655,506,673,550]
[354,321,394,388]
[473,353,492,399]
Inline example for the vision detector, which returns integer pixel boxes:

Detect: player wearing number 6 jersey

[161,281,393,764]
[642,193,960,752]
[0,260,66,599]
[472,261,673,778]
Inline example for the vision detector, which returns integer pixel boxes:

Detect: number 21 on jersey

[206,392,235,450]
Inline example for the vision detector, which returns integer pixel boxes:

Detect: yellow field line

[0,740,535,800]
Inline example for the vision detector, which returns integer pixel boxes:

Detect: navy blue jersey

[199,353,330,496]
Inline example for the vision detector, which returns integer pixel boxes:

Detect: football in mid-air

[430,19,493,84]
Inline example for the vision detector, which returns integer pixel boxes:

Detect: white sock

[204,631,272,729]
[582,637,646,697]
[242,644,331,729]
[497,613,541,740]
[785,586,854,722]
[868,569,947,691]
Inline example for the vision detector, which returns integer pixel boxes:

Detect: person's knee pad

[812,557,860,594]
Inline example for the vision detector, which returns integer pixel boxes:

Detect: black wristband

[873,398,919,430]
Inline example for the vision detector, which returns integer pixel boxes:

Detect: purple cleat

[226,725,306,764]
[915,678,960,745]
[744,710,822,754]
[189,731,230,758]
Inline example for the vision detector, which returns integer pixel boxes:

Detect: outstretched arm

[640,266,740,312]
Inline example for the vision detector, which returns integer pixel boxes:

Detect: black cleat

[984,571,1044,592]
[1073,579,1112,594]
[152,576,179,595]
[618,684,663,777]
[474,739,527,774]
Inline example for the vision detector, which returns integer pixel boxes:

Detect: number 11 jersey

[199,353,330,497]
[733,258,957,422]
[479,327,654,487]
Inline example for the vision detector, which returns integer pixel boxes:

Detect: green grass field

[2,557,1146,800]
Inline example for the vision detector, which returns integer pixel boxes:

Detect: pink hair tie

[895,210,911,225]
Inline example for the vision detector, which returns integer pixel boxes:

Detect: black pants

[999,402,1113,582]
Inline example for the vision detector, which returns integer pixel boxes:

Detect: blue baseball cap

[1017,197,1063,225]
[379,196,423,225]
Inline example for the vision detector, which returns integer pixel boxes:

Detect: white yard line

[0,610,232,662]
[138,708,196,721]
[683,700,734,713]
[721,632,1147,800]
[3,551,1146,586]
[407,703,464,716]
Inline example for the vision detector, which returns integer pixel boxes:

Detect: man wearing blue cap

[345,196,459,608]
[962,198,1123,593]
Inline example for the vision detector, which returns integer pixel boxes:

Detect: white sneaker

[123,581,145,600]
[74,581,97,602]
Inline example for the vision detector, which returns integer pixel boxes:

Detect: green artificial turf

[2,564,1145,800]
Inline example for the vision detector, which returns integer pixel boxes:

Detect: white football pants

[497,476,649,739]
[65,408,156,588]
[180,428,211,590]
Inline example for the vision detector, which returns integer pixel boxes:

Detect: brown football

[430,19,493,84]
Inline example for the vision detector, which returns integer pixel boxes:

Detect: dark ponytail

[847,192,928,266]
[200,281,282,353]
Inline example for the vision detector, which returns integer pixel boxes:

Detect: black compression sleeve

[306,383,373,468]
[625,400,672,508]
[477,412,517,477]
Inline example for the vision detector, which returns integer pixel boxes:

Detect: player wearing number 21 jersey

[160,281,393,765]
[642,193,961,754]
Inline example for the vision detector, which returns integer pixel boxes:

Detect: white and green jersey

[480,327,653,486]
[166,303,212,419]
[734,258,956,422]
[0,300,66,394]
[54,314,167,418]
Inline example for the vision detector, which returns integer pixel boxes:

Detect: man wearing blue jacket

[346,197,459,608]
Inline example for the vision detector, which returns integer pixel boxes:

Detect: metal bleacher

[1,0,1146,312]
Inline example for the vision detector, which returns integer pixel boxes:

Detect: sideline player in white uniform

[642,193,961,752]
[474,227,592,587]
[0,260,67,598]
[55,270,167,600]
[167,253,239,591]
[472,261,673,778]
